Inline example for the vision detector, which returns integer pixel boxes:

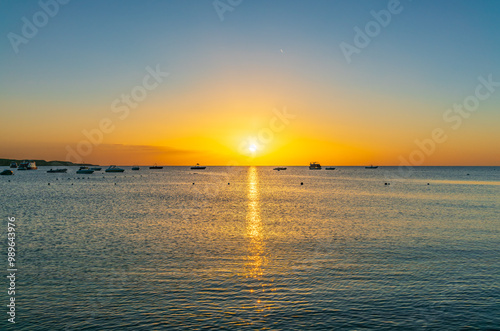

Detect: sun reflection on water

[246,167,265,279]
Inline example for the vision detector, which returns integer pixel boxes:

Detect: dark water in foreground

[1,166,499,330]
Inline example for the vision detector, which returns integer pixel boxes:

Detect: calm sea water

[1,166,499,330]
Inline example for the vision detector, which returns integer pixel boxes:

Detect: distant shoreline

[0,159,94,167]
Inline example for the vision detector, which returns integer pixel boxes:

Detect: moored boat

[325,167,336,170]
[10,162,17,168]
[150,164,163,169]
[1,170,14,176]
[365,165,378,169]
[77,166,94,174]
[132,166,140,170]
[191,163,206,170]
[105,165,125,173]
[309,162,322,170]
[273,167,287,171]
[47,168,68,173]
[18,160,37,170]
[90,167,102,171]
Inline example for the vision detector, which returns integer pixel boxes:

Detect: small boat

[131,166,140,171]
[90,167,102,171]
[47,168,68,173]
[9,162,17,168]
[191,163,206,170]
[325,167,336,170]
[77,166,94,174]
[18,160,37,170]
[365,165,378,169]
[1,170,14,176]
[309,162,322,170]
[150,164,163,169]
[105,165,125,173]
[273,167,287,171]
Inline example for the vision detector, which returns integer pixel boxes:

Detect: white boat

[105,165,125,173]
[18,160,37,170]
[309,162,321,170]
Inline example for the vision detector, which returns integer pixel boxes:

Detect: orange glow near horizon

[2,62,499,166]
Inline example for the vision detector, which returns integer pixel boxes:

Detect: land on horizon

[0,158,94,167]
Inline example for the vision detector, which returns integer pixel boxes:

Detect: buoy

[71,183,73,185]
[385,183,387,185]
[115,183,117,185]
[192,183,195,185]
[427,183,430,185]
[300,182,303,185]
[228,183,230,185]
[48,183,50,185]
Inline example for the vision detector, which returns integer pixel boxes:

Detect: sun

[249,144,257,153]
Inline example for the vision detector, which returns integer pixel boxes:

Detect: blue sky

[2,0,499,97]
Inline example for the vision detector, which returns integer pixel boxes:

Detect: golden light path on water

[245,167,265,279]
[428,180,500,186]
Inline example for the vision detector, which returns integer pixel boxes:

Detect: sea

[1,166,499,330]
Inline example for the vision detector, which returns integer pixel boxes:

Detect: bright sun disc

[249,144,257,152]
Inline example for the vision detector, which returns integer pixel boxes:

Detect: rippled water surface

[1,166,499,330]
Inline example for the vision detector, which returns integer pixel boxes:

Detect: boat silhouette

[150,163,163,169]
[309,162,321,170]
[191,163,206,170]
